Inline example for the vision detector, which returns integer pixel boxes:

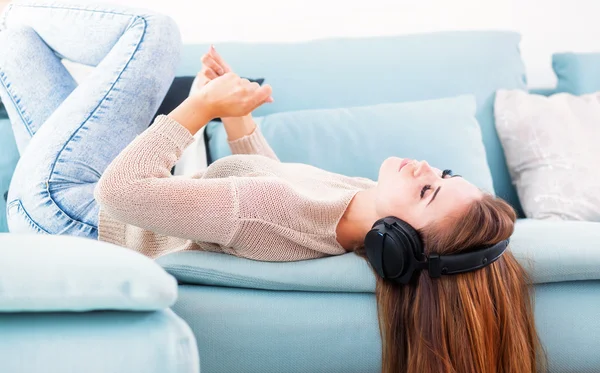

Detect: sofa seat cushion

[510,219,600,284]
[0,234,177,312]
[173,282,600,373]
[158,249,376,293]
[158,219,600,291]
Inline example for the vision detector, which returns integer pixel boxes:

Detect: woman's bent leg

[1,1,181,238]
[0,26,77,154]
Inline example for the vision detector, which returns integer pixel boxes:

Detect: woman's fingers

[203,44,267,104]
[209,45,232,73]
[246,84,273,110]
[202,68,218,80]
[200,54,224,76]
[246,80,273,103]
[241,80,272,103]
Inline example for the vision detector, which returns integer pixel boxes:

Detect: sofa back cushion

[179,31,527,213]
[553,52,600,95]
[206,95,495,193]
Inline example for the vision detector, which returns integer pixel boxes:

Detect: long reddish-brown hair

[357,194,546,373]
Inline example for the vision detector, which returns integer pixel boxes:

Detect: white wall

[117,0,600,88]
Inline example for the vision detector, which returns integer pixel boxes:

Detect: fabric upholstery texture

[495,89,600,221]
[553,52,600,95]
[0,233,178,312]
[172,281,600,373]
[0,308,199,373]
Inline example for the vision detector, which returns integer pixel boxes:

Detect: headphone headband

[425,239,508,278]
[364,217,509,284]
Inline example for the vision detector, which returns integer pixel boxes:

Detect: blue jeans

[0,0,181,238]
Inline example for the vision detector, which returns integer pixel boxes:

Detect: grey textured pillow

[494,89,600,221]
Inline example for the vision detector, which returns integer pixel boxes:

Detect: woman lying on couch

[0,1,544,372]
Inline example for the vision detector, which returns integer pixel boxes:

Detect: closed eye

[442,169,462,179]
[421,185,431,199]
[427,186,441,206]
[420,185,431,198]
[424,169,461,207]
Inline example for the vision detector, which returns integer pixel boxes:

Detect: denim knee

[141,14,182,72]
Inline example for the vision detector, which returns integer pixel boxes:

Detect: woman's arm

[95,73,272,242]
[222,115,256,141]
[223,115,280,161]
[95,115,239,244]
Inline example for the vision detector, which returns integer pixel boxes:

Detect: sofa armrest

[0,234,177,312]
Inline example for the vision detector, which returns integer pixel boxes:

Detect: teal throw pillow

[206,95,495,193]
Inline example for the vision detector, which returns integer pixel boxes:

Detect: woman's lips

[399,159,411,171]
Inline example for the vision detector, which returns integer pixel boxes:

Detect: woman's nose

[414,160,433,177]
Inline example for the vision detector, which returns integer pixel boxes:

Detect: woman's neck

[336,187,380,251]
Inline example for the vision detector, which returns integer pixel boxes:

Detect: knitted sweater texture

[95,115,376,261]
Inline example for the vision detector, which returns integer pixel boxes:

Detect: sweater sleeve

[228,126,280,161]
[94,115,239,246]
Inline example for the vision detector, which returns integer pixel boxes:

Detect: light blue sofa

[2,31,600,373]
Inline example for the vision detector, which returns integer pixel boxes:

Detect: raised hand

[193,72,273,119]
[194,45,232,89]
[170,46,272,135]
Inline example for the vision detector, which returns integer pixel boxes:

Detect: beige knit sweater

[94,115,376,261]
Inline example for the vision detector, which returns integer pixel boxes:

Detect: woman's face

[376,157,483,229]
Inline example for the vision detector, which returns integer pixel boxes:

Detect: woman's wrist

[222,115,257,141]
[167,97,213,135]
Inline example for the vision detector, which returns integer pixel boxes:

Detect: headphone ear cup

[381,232,408,278]
[365,217,424,283]
[364,228,387,279]
[390,219,424,259]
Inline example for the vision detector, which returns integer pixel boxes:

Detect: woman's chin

[378,157,397,181]
[384,156,404,170]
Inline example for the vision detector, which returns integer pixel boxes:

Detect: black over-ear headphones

[364,217,509,284]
